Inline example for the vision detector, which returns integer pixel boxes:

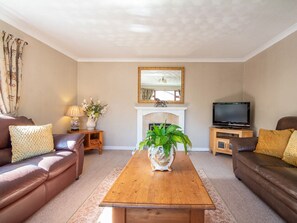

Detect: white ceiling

[1,0,297,62]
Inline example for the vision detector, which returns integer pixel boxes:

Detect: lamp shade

[66,106,84,117]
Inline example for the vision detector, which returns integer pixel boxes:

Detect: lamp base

[70,128,79,131]
[70,117,80,131]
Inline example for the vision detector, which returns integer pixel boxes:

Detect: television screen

[213,102,250,127]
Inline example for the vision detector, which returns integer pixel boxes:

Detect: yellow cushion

[9,124,54,163]
[282,131,297,166]
[254,128,294,158]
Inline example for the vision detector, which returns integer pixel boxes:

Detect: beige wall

[6,18,295,143]
[1,20,77,133]
[243,31,297,131]
[78,62,243,148]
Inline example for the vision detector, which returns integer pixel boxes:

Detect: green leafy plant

[139,123,192,157]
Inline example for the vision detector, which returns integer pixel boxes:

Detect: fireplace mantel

[135,106,187,146]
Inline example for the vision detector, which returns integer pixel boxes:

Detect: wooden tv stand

[209,127,253,156]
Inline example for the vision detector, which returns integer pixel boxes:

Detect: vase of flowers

[139,123,192,171]
[86,117,97,130]
[82,98,108,130]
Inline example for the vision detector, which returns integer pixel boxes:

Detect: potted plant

[139,123,192,171]
[81,98,108,130]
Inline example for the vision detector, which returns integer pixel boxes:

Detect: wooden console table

[68,129,104,154]
[209,127,253,156]
[100,151,215,223]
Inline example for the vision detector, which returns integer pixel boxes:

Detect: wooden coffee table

[100,150,215,223]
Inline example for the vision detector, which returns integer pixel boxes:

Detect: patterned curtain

[0,31,27,115]
[141,88,154,100]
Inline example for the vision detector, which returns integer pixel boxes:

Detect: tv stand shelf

[209,127,253,156]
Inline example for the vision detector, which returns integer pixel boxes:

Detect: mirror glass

[138,67,184,104]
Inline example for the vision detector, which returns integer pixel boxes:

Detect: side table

[68,129,104,154]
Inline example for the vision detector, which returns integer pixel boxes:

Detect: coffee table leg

[112,207,126,223]
[190,209,204,223]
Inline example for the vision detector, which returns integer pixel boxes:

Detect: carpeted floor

[67,168,236,223]
[25,150,284,223]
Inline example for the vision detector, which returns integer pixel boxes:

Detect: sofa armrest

[53,133,85,178]
[230,137,258,153]
[53,133,84,151]
[230,137,258,173]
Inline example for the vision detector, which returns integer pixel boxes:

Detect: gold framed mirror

[138,67,184,104]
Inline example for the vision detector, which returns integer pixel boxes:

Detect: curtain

[0,31,27,115]
[141,88,154,100]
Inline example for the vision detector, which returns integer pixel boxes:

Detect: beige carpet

[68,168,236,223]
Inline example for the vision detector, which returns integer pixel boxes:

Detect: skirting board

[103,146,209,152]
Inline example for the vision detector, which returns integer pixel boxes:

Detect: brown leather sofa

[0,115,85,223]
[230,116,297,223]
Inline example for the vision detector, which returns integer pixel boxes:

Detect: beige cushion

[9,124,54,163]
[282,131,297,167]
[254,128,294,158]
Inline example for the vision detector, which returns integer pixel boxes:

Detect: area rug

[68,168,236,223]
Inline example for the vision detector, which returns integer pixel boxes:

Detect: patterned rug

[68,168,236,223]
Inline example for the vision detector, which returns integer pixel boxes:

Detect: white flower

[81,98,108,118]
[102,106,108,114]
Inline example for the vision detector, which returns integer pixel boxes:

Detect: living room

[0,1,296,223]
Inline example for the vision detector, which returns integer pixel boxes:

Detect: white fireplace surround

[102,106,208,151]
[135,106,187,146]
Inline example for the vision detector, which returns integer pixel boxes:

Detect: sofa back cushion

[276,116,297,130]
[0,115,34,148]
[0,148,13,167]
[0,115,34,166]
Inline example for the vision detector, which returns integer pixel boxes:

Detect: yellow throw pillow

[9,124,54,163]
[254,128,294,158]
[282,131,297,166]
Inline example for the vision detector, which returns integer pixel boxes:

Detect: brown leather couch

[230,116,297,223]
[0,115,85,223]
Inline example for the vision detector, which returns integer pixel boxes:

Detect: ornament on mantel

[154,98,167,107]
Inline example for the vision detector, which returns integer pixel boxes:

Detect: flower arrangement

[81,98,108,120]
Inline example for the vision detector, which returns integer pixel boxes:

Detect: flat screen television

[213,102,250,128]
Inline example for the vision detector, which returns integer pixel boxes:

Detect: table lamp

[66,105,84,131]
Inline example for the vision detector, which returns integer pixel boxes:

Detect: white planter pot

[148,146,175,171]
[86,117,97,130]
